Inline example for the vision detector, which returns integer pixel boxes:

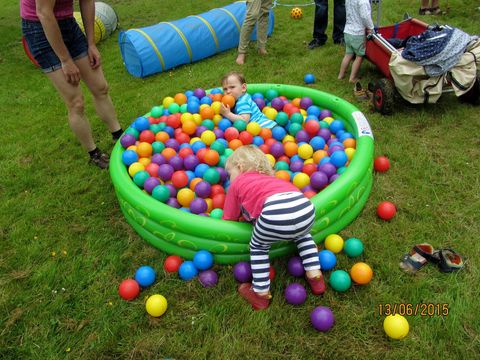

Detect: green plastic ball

[152,185,170,203]
[201,119,215,130]
[344,238,364,258]
[210,140,226,155]
[180,104,188,113]
[288,123,303,136]
[218,156,227,168]
[337,166,347,174]
[224,148,234,157]
[275,161,290,171]
[152,141,165,154]
[125,127,139,139]
[290,112,304,125]
[150,124,162,134]
[133,170,150,187]
[210,208,223,219]
[319,121,329,129]
[168,103,180,114]
[329,270,351,292]
[150,106,164,118]
[265,89,279,101]
[275,112,289,126]
[233,120,247,132]
[203,168,220,184]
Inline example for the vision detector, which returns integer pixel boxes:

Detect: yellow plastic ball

[138,157,151,166]
[205,198,213,213]
[298,144,314,160]
[192,114,202,125]
[300,109,307,117]
[325,234,344,253]
[264,107,278,120]
[265,154,276,167]
[304,158,314,165]
[383,315,409,340]
[282,135,296,144]
[128,162,145,177]
[177,188,195,207]
[199,103,209,111]
[145,294,168,317]
[293,173,310,189]
[246,122,261,136]
[345,147,356,160]
[211,101,221,115]
[190,137,202,145]
[201,130,216,145]
[213,114,222,125]
[127,145,137,152]
[290,7,303,19]
[162,96,174,108]
[181,112,193,123]
[323,116,334,125]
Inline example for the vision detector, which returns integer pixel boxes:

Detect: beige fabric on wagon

[388,39,480,104]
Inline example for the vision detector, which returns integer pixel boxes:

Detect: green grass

[1,0,480,358]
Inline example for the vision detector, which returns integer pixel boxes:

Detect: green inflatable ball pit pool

[110,84,374,264]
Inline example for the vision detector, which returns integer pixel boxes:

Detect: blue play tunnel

[118,1,274,78]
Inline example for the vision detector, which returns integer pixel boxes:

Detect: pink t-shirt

[21,0,73,21]
[222,172,301,222]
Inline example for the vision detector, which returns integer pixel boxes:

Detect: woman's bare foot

[258,48,268,55]
[236,53,245,65]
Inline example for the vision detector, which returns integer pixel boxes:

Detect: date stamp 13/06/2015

[378,303,449,317]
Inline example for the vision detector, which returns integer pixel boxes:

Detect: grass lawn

[1,0,479,358]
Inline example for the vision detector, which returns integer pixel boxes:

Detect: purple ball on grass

[287,256,305,277]
[311,306,335,332]
[198,270,218,287]
[285,283,307,305]
[233,262,252,283]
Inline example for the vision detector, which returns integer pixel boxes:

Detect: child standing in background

[222,145,326,310]
[338,0,374,83]
[220,72,276,129]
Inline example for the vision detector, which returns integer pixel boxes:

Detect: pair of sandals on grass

[400,243,465,274]
[353,82,373,101]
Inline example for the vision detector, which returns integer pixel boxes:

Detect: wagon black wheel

[458,75,480,105]
[373,78,395,115]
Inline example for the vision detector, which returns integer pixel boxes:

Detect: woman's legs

[256,0,272,53]
[237,0,262,64]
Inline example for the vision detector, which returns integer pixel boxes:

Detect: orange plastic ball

[136,142,153,158]
[204,149,220,166]
[259,128,272,140]
[200,107,215,120]
[275,170,291,182]
[161,147,177,161]
[284,142,299,157]
[291,97,301,108]
[155,131,170,143]
[343,138,356,149]
[229,139,243,150]
[182,120,197,135]
[221,95,236,108]
[313,150,328,164]
[211,93,223,102]
[350,262,373,285]
[174,93,187,105]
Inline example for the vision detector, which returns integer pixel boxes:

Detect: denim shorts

[344,33,366,56]
[22,17,88,73]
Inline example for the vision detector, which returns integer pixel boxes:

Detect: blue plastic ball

[187,101,200,114]
[251,92,264,100]
[193,250,214,270]
[309,136,326,151]
[319,250,337,271]
[134,265,156,287]
[122,150,138,166]
[330,151,348,168]
[272,126,287,141]
[304,73,316,84]
[200,96,212,105]
[134,116,150,132]
[194,163,209,178]
[329,120,344,134]
[210,87,222,94]
[179,261,198,280]
[218,119,232,131]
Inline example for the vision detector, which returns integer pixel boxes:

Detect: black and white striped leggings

[250,192,321,293]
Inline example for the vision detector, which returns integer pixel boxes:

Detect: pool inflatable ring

[110,84,374,264]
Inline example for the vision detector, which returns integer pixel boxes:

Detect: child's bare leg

[349,56,364,83]
[338,54,354,80]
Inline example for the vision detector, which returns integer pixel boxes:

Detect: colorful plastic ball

[299,97,313,110]
[287,256,305,277]
[177,188,195,207]
[330,151,348,168]
[122,149,138,166]
[203,168,220,184]
[134,266,156,287]
[134,116,150,131]
[318,250,337,271]
[290,6,303,19]
[193,250,214,270]
[285,283,307,305]
[265,89,279,101]
[304,73,315,84]
[298,144,313,159]
[350,262,373,285]
[383,314,409,340]
[194,181,211,198]
[344,237,364,257]
[178,261,198,280]
[325,234,344,253]
[118,279,140,301]
[310,171,329,190]
[374,156,390,172]
[193,88,206,99]
[145,294,168,317]
[210,208,223,219]
[120,134,136,148]
[318,163,337,178]
[377,201,397,220]
[310,306,335,332]
[143,177,160,194]
[164,255,183,272]
[198,270,218,287]
[275,112,289,126]
[133,171,150,188]
[171,170,189,188]
[272,126,287,141]
[319,109,332,119]
[151,185,170,203]
[233,261,252,282]
[329,270,351,292]
[190,198,208,214]
[293,173,310,189]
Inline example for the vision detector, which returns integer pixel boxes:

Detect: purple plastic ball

[216,167,228,182]
[195,126,208,137]
[194,88,206,99]
[318,128,332,142]
[270,97,284,111]
[194,181,212,198]
[165,139,180,151]
[310,306,335,332]
[190,198,208,214]
[167,197,181,208]
[169,155,184,171]
[285,283,307,305]
[319,109,332,120]
[269,142,284,158]
[165,183,177,197]
[310,171,329,190]
[295,130,311,143]
[151,153,166,165]
[184,154,199,170]
[290,160,304,173]
[233,262,252,283]
[143,177,160,194]
[327,138,340,146]
[299,97,313,110]
[158,164,174,181]
[198,270,218,287]
[318,163,337,178]
[213,128,224,139]
[329,173,340,183]
[287,256,305,277]
[120,134,136,148]
[254,98,265,110]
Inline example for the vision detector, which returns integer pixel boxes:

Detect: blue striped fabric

[235,93,276,129]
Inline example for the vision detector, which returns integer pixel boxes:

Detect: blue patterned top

[235,93,276,129]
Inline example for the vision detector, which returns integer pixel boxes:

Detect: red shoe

[306,274,326,295]
[238,283,271,310]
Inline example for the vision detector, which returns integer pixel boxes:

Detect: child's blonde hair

[225,145,274,176]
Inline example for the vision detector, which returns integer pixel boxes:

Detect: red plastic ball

[377,201,397,220]
[238,131,253,145]
[264,138,277,148]
[145,163,160,177]
[210,184,225,197]
[304,190,317,199]
[374,156,390,172]
[164,255,183,272]
[118,279,140,301]
[175,132,190,144]
[277,155,291,164]
[166,114,181,128]
[196,148,207,163]
[212,193,226,209]
[224,127,239,141]
[304,120,320,135]
[302,163,317,176]
[258,144,269,154]
[269,266,276,280]
[171,171,189,188]
[178,147,194,158]
[139,130,155,143]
